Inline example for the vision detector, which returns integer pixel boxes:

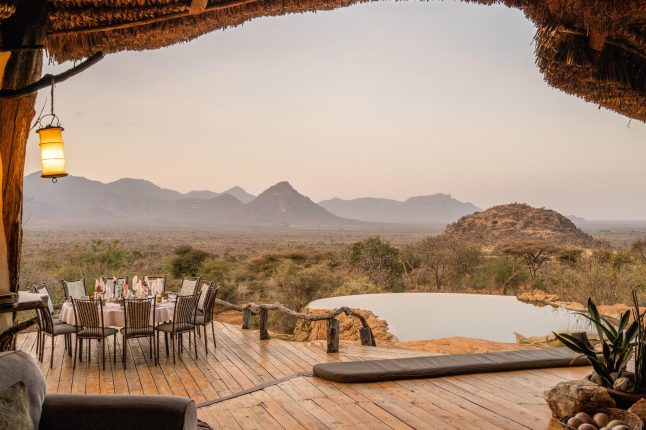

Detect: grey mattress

[313,347,588,383]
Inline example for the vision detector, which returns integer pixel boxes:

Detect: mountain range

[318,195,480,225]
[23,172,479,226]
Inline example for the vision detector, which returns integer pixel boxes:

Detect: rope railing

[214,298,376,353]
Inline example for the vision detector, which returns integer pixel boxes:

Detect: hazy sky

[26,1,646,220]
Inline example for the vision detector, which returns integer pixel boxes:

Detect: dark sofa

[0,351,198,429]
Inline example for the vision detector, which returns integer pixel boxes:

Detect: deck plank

[17,322,589,430]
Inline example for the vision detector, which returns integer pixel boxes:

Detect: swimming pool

[308,293,590,343]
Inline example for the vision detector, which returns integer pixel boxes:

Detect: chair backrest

[33,284,54,314]
[202,286,219,322]
[145,276,166,295]
[196,281,212,312]
[36,306,56,335]
[179,277,200,296]
[72,299,105,333]
[172,295,197,328]
[124,298,155,332]
[61,279,86,300]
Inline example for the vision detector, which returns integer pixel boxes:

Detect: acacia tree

[632,239,646,263]
[497,240,560,280]
[346,237,403,289]
[406,236,481,290]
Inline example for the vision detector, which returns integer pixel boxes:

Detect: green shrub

[168,246,211,278]
[345,236,403,289]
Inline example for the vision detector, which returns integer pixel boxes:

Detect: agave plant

[631,290,646,392]
[555,298,639,388]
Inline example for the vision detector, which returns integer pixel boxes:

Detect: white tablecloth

[60,300,175,327]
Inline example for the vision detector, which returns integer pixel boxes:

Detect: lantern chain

[31,81,61,130]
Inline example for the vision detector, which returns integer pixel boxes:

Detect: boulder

[544,380,615,418]
[292,308,398,344]
[628,398,646,421]
[517,290,560,303]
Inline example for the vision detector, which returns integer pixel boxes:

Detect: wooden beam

[48,0,260,37]
[0,52,104,99]
[188,0,208,15]
[589,30,606,51]
[557,26,646,60]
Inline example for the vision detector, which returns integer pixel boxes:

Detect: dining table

[59,298,176,327]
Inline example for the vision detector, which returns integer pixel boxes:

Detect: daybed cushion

[0,351,47,429]
[313,347,589,383]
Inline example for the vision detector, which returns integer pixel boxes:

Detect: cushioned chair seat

[52,324,76,336]
[120,327,154,336]
[52,316,62,325]
[313,347,589,383]
[155,322,194,333]
[77,327,118,338]
[194,315,208,325]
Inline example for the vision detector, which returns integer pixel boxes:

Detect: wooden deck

[16,322,589,429]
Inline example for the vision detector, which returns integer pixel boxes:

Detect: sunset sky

[26,1,646,220]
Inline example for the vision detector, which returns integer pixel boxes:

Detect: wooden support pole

[326,318,340,353]
[359,326,376,347]
[258,307,269,340]
[242,308,251,330]
[0,0,48,334]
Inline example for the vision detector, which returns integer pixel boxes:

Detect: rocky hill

[443,203,595,247]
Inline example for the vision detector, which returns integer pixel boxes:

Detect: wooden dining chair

[121,297,156,367]
[195,285,219,355]
[31,283,62,357]
[154,295,198,365]
[196,281,212,315]
[35,305,75,368]
[179,276,200,296]
[72,298,118,370]
[61,279,87,300]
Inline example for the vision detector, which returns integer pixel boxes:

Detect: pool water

[307,293,590,343]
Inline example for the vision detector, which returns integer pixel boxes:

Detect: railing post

[326,318,340,353]
[359,326,376,347]
[259,307,269,340]
[242,308,252,330]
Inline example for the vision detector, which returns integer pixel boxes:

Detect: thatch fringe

[536,27,646,122]
[45,0,367,62]
[5,0,644,122]
[0,0,14,20]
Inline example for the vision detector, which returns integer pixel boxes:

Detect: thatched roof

[4,0,646,122]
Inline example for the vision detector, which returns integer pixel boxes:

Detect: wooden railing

[215,299,376,353]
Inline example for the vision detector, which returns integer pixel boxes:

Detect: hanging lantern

[33,83,68,182]
[37,125,67,181]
